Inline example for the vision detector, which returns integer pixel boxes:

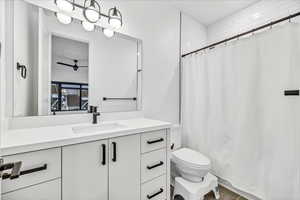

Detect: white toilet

[171,148,220,200]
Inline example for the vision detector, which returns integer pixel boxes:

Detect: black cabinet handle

[147,188,164,199]
[147,161,164,170]
[147,138,164,144]
[284,90,299,96]
[2,164,47,180]
[102,144,106,165]
[112,142,117,162]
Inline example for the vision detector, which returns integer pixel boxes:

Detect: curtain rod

[182,11,300,58]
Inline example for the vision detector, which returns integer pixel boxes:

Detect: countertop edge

[1,122,172,156]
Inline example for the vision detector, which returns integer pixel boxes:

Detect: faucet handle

[88,106,94,113]
[93,106,98,113]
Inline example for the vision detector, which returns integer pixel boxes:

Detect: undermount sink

[72,123,126,134]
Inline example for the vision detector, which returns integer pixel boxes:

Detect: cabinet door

[109,135,140,200]
[62,140,108,200]
[2,179,61,200]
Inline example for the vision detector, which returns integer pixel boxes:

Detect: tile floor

[204,186,248,200]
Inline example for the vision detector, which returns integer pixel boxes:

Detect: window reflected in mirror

[51,82,89,113]
[50,36,89,115]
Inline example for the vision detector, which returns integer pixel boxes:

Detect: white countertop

[1,118,172,156]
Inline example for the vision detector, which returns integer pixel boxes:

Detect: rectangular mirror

[10,0,142,117]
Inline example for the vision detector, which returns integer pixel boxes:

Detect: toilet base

[173,173,220,200]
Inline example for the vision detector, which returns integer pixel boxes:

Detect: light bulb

[84,6,100,23]
[109,18,122,29]
[56,13,72,24]
[55,0,73,12]
[82,21,95,31]
[108,7,122,30]
[103,28,114,38]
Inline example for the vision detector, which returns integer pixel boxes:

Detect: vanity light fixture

[108,7,122,29]
[55,0,74,12]
[103,28,114,38]
[56,13,73,25]
[82,21,95,31]
[54,0,123,37]
[83,0,101,23]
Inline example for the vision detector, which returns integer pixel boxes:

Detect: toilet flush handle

[171,143,175,150]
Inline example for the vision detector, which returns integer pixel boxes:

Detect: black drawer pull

[2,164,47,180]
[112,142,117,162]
[284,90,299,96]
[147,188,163,199]
[147,161,164,170]
[147,138,164,144]
[102,144,106,165]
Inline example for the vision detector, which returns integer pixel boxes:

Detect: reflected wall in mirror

[51,36,89,114]
[11,0,142,117]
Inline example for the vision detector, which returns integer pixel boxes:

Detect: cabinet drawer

[2,148,61,194]
[141,149,166,183]
[2,179,61,200]
[141,175,166,200]
[141,130,166,153]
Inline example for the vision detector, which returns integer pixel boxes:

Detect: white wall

[176,13,207,148]
[13,0,39,117]
[208,0,300,43]
[106,2,182,124]
[0,0,6,155]
[181,13,207,55]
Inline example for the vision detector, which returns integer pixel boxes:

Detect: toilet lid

[172,148,211,167]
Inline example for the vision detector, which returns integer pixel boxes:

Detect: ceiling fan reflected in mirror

[56,59,88,71]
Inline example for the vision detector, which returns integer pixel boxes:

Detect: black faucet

[89,106,100,124]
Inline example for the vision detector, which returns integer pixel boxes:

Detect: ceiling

[170,0,260,25]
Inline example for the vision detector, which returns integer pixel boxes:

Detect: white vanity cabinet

[2,179,61,200]
[109,135,141,200]
[1,148,61,199]
[140,130,169,200]
[62,140,109,200]
[1,121,171,200]
[62,134,141,200]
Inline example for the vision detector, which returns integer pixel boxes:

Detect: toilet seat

[172,148,211,169]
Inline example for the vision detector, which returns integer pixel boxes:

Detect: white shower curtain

[182,23,300,200]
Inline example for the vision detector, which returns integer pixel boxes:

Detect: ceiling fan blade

[79,66,88,68]
[57,62,75,67]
